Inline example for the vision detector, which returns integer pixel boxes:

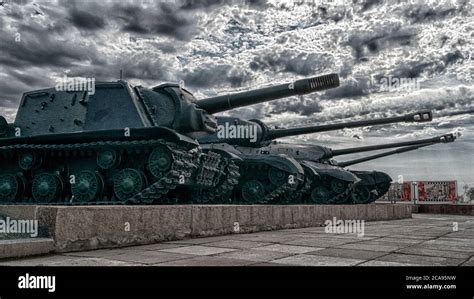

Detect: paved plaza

[1,214,473,266]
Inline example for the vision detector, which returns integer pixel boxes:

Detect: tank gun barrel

[337,143,434,167]
[266,111,433,140]
[330,133,456,157]
[196,73,340,114]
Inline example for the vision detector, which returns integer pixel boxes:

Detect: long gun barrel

[196,73,340,114]
[330,133,456,157]
[267,111,433,140]
[337,143,434,167]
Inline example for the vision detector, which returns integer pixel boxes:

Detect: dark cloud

[269,97,324,116]
[346,27,416,61]
[389,50,464,78]
[0,34,98,69]
[182,64,252,88]
[67,55,170,83]
[69,9,106,30]
[403,5,456,23]
[116,3,198,41]
[250,50,335,76]
[357,0,383,11]
[180,0,267,10]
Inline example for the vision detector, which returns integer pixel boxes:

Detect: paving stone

[63,248,134,258]
[358,260,422,266]
[375,253,464,266]
[214,249,292,262]
[271,254,363,266]
[203,240,271,249]
[396,246,472,260]
[282,237,352,248]
[374,237,425,245]
[121,243,187,251]
[163,235,234,245]
[419,243,474,253]
[249,262,288,266]
[159,245,237,256]
[423,239,474,251]
[154,256,256,266]
[255,244,321,254]
[461,257,474,266]
[0,238,55,259]
[233,233,300,243]
[105,250,196,265]
[444,232,474,239]
[335,242,401,252]
[430,237,474,246]
[306,248,388,260]
[0,255,139,266]
[386,234,437,240]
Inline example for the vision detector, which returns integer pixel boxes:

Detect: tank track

[0,139,205,205]
[128,145,198,204]
[194,159,240,204]
[235,163,300,204]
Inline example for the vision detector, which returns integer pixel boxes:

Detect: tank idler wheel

[0,174,24,202]
[71,170,104,203]
[310,186,330,204]
[148,145,174,178]
[32,173,64,203]
[241,180,265,204]
[113,168,147,202]
[97,149,120,170]
[351,186,373,204]
[18,152,40,171]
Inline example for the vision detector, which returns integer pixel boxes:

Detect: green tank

[0,74,339,204]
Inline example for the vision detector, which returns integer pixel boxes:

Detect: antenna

[120,69,123,80]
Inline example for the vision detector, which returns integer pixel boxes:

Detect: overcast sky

[0,0,473,190]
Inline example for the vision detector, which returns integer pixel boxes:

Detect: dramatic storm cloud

[0,0,473,188]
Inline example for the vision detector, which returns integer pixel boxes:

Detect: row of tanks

[0,73,460,205]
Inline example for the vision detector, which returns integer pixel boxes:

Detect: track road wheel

[97,149,120,170]
[32,173,63,203]
[71,171,104,203]
[0,174,24,203]
[241,180,265,204]
[268,168,287,186]
[148,145,174,178]
[351,186,373,204]
[310,186,330,204]
[113,168,147,202]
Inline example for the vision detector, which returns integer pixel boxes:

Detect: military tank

[0,73,340,204]
[333,133,457,204]
[198,111,459,204]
